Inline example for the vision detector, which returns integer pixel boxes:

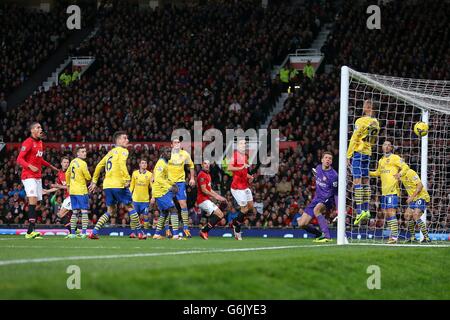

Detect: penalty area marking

[0,244,338,267]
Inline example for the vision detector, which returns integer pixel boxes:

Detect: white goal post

[338,66,450,245]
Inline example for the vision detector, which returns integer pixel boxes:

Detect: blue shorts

[174,182,187,201]
[70,194,89,210]
[156,191,175,211]
[104,188,133,207]
[408,199,427,211]
[351,152,370,179]
[305,197,334,218]
[381,194,398,209]
[133,201,149,215]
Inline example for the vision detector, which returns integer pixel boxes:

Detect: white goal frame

[337,66,449,245]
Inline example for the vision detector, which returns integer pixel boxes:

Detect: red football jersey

[56,170,70,198]
[16,137,51,180]
[231,150,249,190]
[196,170,212,204]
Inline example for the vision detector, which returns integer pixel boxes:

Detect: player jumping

[88,131,146,240]
[16,122,58,239]
[168,137,195,238]
[197,160,227,240]
[400,167,431,243]
[347,99,380,225]
[369,140,409,244]
[228,138,255,240]
[66,147,91,238]
[151,147,180,240]
[129,158,152,238]
[297,152,338,243]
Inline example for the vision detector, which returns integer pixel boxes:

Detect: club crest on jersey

[21,146,26,152]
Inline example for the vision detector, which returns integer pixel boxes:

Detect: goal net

[338,66,450,244]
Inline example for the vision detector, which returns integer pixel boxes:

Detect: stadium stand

[0,3,70,96]
[1,1,322,142]
[1,0,448,232]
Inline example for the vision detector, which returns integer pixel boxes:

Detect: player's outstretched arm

[227,163,248,171]
[65,167,71,188]
[42,159,58,172]
[369,162,380,177]
[347,123,364,159]
[82,162,92,182]
[90,154,107,191]
[16,141,38,172]
[119,151,131,186]
[129,171,136,193]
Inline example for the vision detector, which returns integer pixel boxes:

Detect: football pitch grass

[0,235,448,300]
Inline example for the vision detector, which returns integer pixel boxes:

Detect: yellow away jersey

[347,116,380,158]
[370,154,409,196]
[401,168,430,202]
[152,158,173,198]
[168,149,194,183]
[66,158,91,195]
[130,170,152,202]
[92,146,130,189]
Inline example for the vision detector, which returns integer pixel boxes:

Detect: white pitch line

[348,243,450,248]
[0,244,337,267]
[0,245,122,249]
[0,245,205,250]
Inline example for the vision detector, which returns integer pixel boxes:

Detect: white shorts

[62,196,72,210]
[198,200,218,216]
[22,178,43,201]
[231,188,253,207]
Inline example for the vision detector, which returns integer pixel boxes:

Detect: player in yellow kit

[400,168,431,243]
[168,137,195,238]
[348,100,380,225]
[370,140,409,244]
[129,158,152,238]
[66,147,91,239]
[88,131,146,239]
[152,147,180,240]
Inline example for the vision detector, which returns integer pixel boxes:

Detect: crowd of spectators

[322,0,449,81]
[1,0,323,143]
[0,3,69,97]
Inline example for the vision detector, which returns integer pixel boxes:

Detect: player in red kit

[16,122,58,239]
[44,157,74,233]
[197,160,227,240]
[228,138,255,240]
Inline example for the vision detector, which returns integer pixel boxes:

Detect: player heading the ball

[347,99,380,226]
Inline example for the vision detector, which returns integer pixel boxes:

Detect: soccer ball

[414,122,429,137]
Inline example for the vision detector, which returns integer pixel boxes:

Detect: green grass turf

[0,235,449,299]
